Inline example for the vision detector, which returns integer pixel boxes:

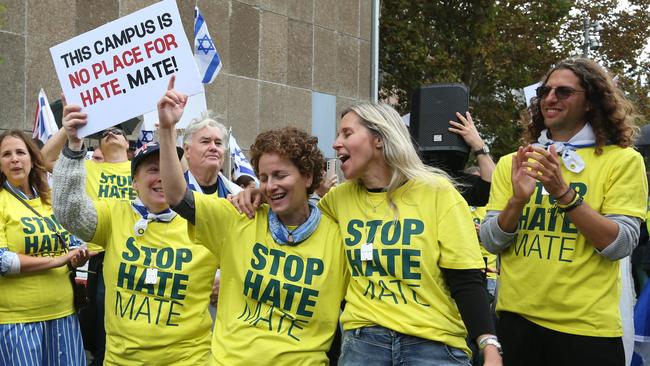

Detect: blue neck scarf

[185,170,230,198]
[130,198,177,236]
[534,123,597,173]
[268,201,321,246]
[3,181,37,200]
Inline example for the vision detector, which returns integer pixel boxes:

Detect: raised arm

[51,99,98,242]
[40,128,67,172]
[41,95,87,172]
[157,75,189,207]
[448,111,495,181]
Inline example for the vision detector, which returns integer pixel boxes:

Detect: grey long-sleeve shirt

[52,144,98,243]
[480,209,642,261]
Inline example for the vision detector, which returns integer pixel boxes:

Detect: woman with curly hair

[0,130,89,365]
[480,58,647,365]
[157,77,348,365]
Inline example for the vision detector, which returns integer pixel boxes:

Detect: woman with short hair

[53,112,218,364]
[157,78,348,365]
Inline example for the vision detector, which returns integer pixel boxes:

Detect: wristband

[62,141,87,159]
[553,187,573,202]
[558,193,583,213]
[478,335,502,354]
[557,189,578,209]
[473,145,490,156]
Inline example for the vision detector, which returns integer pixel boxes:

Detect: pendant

[287,234,294,243]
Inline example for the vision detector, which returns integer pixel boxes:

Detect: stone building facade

[0,0,372,153]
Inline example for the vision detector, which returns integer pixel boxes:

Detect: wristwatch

[478,335,502,355]
[473,145,490,156]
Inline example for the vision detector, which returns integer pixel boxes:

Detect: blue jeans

[339,326,470,366]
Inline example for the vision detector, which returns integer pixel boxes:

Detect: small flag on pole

[135,128,155,149]
[229,130,258,183]
[33,89,59,144]
[194,6,222,84]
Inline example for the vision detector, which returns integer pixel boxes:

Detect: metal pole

[582,18,590,57]
[370,0,380,102]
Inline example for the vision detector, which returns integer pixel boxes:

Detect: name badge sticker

[361,243,374,261]
[145,268,158,284]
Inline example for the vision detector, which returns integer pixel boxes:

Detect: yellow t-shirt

[92,200,217,365]
[470,206,497,279]
[85,160,135,252]
[191,193,349,366]
[85,159,135,202]
[487,145,648,337]
[319,179,485,354]
[0,189,74,324]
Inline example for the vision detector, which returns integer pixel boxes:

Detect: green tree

[380,0,650,159]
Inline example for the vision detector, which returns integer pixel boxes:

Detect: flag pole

[227,126,233,181]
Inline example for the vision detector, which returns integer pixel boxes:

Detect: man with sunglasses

[479,58,647,366]
[42,114,134,366]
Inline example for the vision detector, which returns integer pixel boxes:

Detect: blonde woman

[237,103,502,366]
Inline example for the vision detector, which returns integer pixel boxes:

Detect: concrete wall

[0,0,372,150]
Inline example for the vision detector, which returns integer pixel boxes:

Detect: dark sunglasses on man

[536,86,585,100]
[101,127,126,138]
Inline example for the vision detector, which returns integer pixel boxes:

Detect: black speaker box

[410,83,470,155]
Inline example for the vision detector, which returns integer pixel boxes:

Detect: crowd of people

[0,56,646,366]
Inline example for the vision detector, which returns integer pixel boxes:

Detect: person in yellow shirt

[157,77,349,365]
[52,118,217,364]
[480,57,647,366]
[0,130,89,365]
[42,117,134,365]
[321,103,501,366]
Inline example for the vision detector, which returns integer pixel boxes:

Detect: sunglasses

[101,128,125,138]
[536,86,585,100]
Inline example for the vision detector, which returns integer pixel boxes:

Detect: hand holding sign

[50,0,202,138]
[61,94,87,150]
[157,75,187,130]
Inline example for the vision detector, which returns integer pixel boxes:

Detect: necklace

[286,225,298,243]
[366,191,387,213]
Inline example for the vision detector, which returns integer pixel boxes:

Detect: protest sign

[50,0,202,137]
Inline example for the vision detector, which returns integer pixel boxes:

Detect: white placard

[50,0,203,138]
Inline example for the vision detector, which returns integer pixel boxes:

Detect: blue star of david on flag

[196,35,215,55]
[194,7,222,84]
[136,128,155,149]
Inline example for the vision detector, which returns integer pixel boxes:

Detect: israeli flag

[136,128,155,149]
[132,118,156,149]
[229,130,258,184]
[194,6,222,84]
[32,89,59,144]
